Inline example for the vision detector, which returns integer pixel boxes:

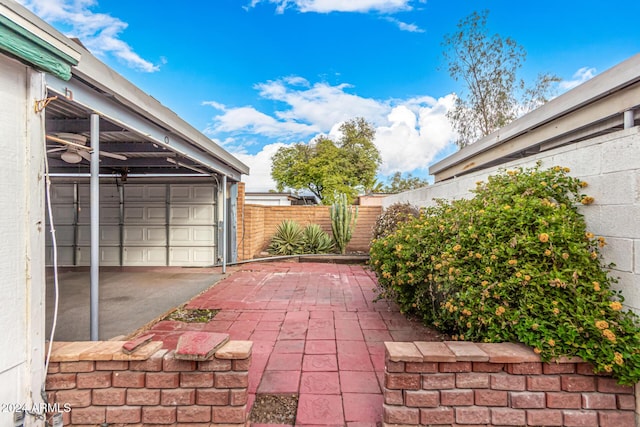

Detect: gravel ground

[250,394,298,425]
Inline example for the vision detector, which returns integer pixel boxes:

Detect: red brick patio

[143,261,444,426]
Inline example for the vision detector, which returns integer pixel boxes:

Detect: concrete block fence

[383,341,636,427]
[44,339,252,426]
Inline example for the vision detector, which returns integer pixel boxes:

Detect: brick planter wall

[384,341,636,427]
[45,340,251,426]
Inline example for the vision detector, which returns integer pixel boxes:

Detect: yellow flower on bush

[603,329,617,343]
[508,259,518,266]
[452,244,462,252]
[581,196,594,205]
[495,306,506,316]
[614,352,624,366]
[562,253,570,260]
[490,255,497,261]
[552,308,560,315]
[524,275,531,281]
[598,237,606,247]
[593,281,601,291]
[533,348,541,354]
[539,233,549,243]
[504,205,511,210]
[585,232,595,239]
[548,339,555,347]
[485,267,492,274]
[475,253,482,259]
[540,181,547,187]
[595,320,609,330]
[610,301,622,311]
[580,181,588,188]
[544,249,552,256]
[481,280,489,286]
[603,365,613,373]
[531,323,539,331]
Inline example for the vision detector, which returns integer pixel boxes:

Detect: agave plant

[302,224,335,254]
[268,220,304,255]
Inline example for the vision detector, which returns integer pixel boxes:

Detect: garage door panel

[77,225,120,245]
[50,184,75,203]
[170,184,215,203]
[45,225,74,246]
[50,205,76,224]
[76,246,121,266]
[78,205,120,224]
[169,226,216,246]
[169,205,214,225]
[123,247,167,266]
[123,205,166,224]
[169,247,214,266]
[77,184,120,203]
[123,226,166,245]
[46,246,74,266]
[124,184,166,202]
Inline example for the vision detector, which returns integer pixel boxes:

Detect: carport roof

[3,0,249,180]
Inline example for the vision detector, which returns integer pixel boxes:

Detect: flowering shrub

[369,164,640,384]
[372,202,420,240]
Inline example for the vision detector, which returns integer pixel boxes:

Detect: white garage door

[46,181,218,267]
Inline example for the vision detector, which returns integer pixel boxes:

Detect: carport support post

[90,113,100,340]
[222,175,227,273]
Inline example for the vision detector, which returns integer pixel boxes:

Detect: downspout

[623,109,635,129]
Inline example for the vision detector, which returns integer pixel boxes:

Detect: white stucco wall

[383,127,640,312]
[0,55,46,425]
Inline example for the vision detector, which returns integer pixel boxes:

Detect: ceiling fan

[46,133,127,164]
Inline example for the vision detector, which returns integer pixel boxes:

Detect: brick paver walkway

[145,261,444,426]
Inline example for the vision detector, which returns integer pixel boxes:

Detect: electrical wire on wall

[41,131,62,427]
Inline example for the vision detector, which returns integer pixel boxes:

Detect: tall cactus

[330,193,359,254]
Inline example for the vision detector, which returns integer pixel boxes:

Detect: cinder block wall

[383,128,640,313]
[384,341,636,426]
[237,203,382,260]
[45,341,251,426]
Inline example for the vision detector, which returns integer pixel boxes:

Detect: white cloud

[560,67,596,91]
[249,0,414,13]
[204,105,320,140]
[206,77,457,191]
[376,95,456,174]
[17,0,160,72]
[256,78,390,129]
[384,17,424,33]
[234,142,292,191]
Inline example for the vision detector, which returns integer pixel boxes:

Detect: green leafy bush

[268,220,304,255]
[301,224,334,254]
[268,220,335,255]
[372,202,420,240]
[370,164,640,384]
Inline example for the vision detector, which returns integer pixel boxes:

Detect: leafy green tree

[271,118,380,204]
[443,10,559,148]
[382,172,429,193]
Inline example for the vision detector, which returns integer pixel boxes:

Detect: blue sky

[18,0,640,191]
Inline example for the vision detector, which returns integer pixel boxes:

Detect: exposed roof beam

[46,75,243,180]
[46,118,127,133]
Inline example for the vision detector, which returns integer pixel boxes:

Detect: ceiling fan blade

[99,151,127,161]
[78,150,92,162]
[47,147,67,153]
[46,135,91,151]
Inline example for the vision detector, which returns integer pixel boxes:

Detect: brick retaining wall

[45,340,251,426]
[384,341,636,426]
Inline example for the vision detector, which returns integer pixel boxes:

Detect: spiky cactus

[330,193,358,254]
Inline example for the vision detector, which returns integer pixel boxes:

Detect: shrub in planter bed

[369,163,640,384]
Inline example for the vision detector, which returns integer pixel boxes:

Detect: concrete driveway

[45,267,226,341]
